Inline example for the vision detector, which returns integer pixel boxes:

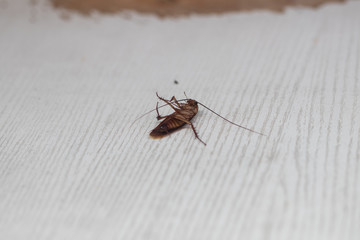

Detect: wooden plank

[0,1,359,239]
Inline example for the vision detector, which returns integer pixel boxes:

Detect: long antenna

[197,101,266,136]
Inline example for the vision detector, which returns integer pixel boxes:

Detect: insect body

[150,94,205,144]
[147,93,265,146]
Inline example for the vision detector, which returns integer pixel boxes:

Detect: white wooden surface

[0,1,359,239]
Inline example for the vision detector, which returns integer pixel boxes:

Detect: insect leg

[156,102,166,120]
[155,102,172,121]
[156,93,182,114]
[170,96,182,108]
[174,116,206,146]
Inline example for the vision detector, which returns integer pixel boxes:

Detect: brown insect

[134,93,265,146]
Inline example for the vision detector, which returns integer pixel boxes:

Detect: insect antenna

[196,101,266,136]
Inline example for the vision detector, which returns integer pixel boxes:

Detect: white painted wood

[0,1,359,239]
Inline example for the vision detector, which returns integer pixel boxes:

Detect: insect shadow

[133,92,266,146]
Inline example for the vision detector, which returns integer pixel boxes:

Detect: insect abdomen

[150,118,186,138]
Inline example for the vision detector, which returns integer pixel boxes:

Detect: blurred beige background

[52,0,344,16]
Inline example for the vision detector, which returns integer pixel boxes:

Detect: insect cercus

[134,93,265,146]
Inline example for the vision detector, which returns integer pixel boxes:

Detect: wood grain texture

[0,1,359,239]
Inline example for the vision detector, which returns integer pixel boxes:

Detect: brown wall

[52,0,345,16]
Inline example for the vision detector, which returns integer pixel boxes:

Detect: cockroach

[133,93,265,146]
